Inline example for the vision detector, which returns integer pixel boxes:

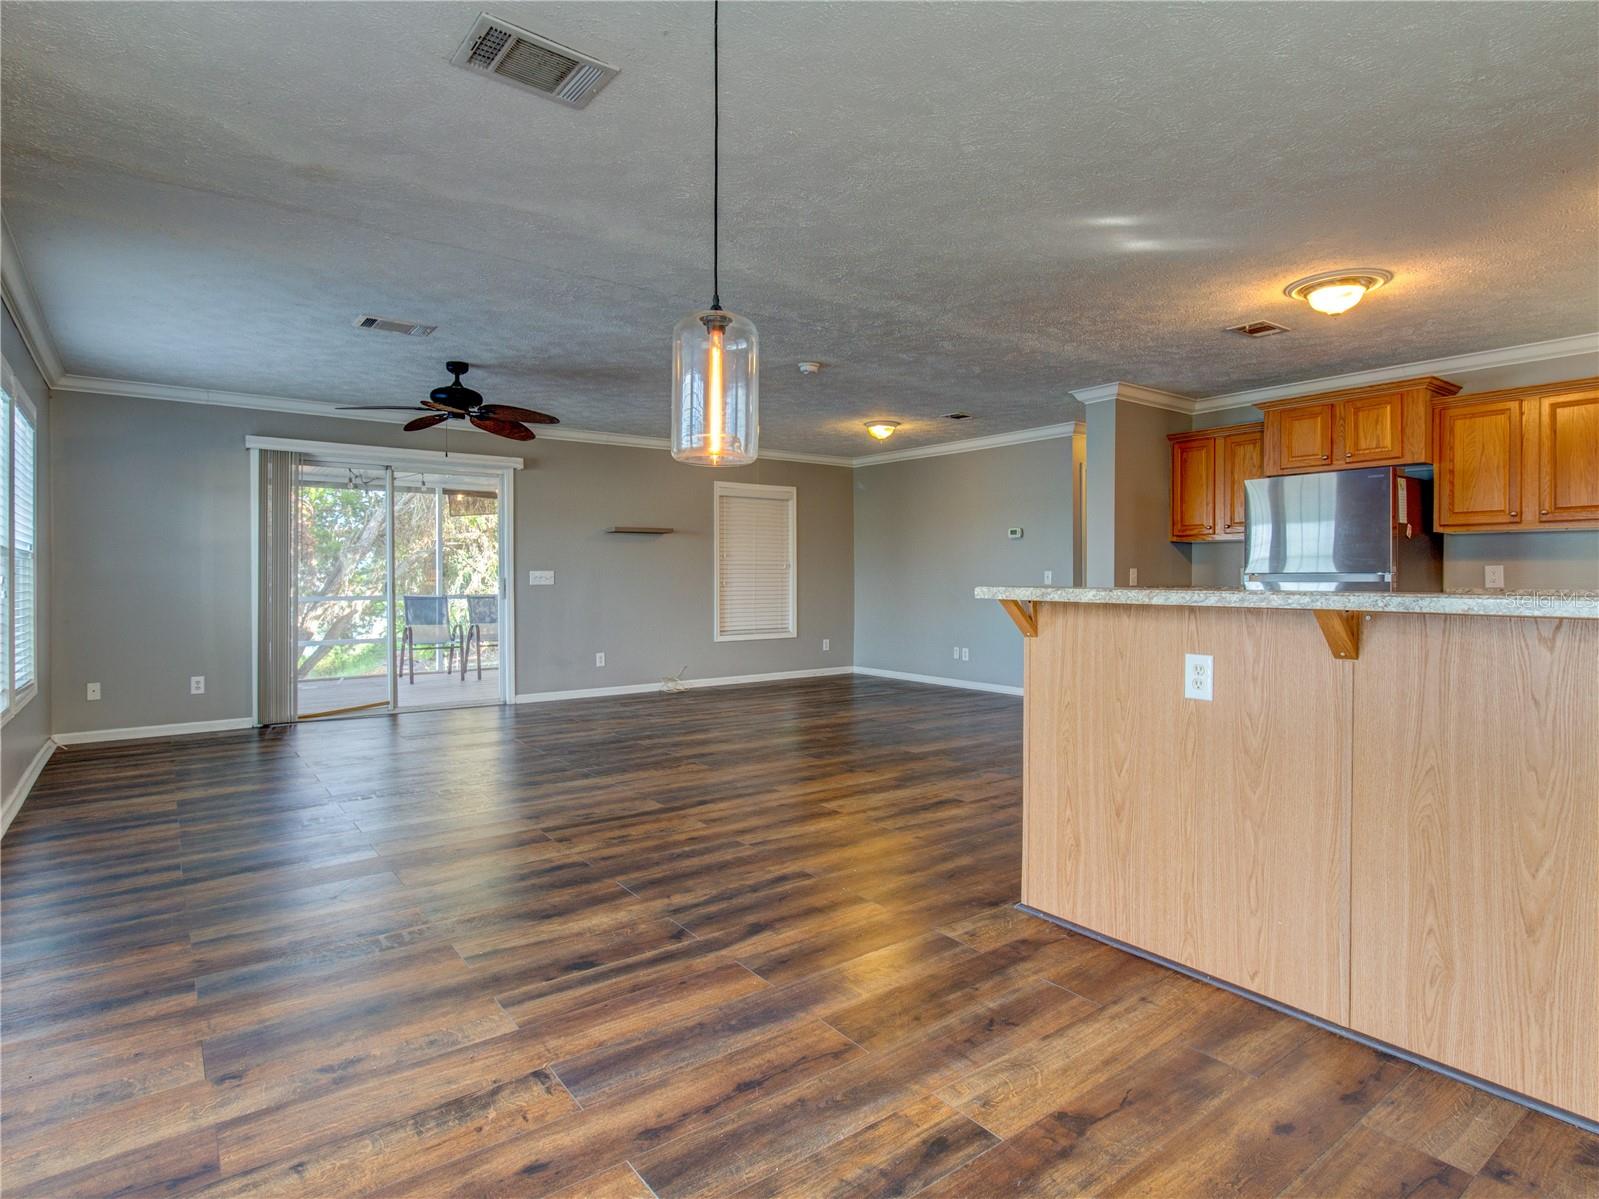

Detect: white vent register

[451,14,619,109]
[714,483,796,642]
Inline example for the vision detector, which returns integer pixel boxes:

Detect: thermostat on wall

[1007,527,1023,540]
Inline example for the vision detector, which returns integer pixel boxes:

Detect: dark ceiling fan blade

[403,413,449,432]
[477,404,559,425]
[423,398,473,415]
[470,416,536,442]
[335,405,432,411]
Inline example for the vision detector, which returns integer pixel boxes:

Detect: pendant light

[671,0,758,466]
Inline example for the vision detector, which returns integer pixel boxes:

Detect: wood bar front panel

[1350,615,1599,1120]
[1022,602,1350,1025]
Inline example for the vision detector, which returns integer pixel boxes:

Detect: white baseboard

[514,666,853,704]
[2,738,56,837]
[52,717,256,746]
[852,666,1023,697]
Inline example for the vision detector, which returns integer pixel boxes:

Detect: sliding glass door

[295,464,395,720]
[290,460,505,721]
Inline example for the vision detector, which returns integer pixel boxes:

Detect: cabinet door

[1339,391,1405,465]
[1269,403,1335,472]
[1218,429,1262,536]
[1170,437,1216,539]
[1435,399,1523,529]
[1538,390,1599,525]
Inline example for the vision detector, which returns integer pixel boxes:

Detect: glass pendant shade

[671,308,759,466]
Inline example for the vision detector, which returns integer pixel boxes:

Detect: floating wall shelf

[605,526,675,535]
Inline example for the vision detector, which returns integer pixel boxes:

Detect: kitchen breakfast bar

[978,585,1599,1126]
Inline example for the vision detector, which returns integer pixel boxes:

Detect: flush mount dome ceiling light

[1284,268,1393,316]
[864,421,900,441]
[671,1,758,467]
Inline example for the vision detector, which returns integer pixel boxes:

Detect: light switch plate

[1484,564,1505,590]
[529,570,555,586]
[822,638,830,651]
[1043,570,1053,584]
[1007,527,1023,540]
[961,647,969,661]
[1128,568,1139,587]
[1184,654,1213,701]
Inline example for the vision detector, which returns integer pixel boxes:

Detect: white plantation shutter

[714,483,796,640]
[0,388,9,711]
[11,400,35,691]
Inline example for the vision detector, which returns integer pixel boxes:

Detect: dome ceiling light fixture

[864,421,901,441]
[1284,268,1394,316]
[671,0,758,467]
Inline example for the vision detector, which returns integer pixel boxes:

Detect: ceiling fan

[338,361,559,442]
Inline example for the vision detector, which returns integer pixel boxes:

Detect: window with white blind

[713,482,796,641]
[1,376,39,720]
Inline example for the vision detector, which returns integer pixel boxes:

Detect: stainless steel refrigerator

[1243,467,1443,592]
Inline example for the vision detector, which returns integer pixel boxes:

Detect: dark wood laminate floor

[3,676,1595,1198]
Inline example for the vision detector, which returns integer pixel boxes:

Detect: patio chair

[399,594,462,683]
[462,594,498,680]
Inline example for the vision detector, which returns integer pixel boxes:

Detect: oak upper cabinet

[1434,379,1599,533]
[1538,388,1599,524]
[1169,435,1216,539]
[1261,377,1460,476]
[1219,427,1263,535]
[1435,396,1525,529]
[1269,403,1335,471]
[1168,423,1262,542]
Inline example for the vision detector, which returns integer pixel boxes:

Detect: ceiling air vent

[944,412,973,421]
[355,315,437,337]
[1227,320,1291,338]
[450,14,619,109]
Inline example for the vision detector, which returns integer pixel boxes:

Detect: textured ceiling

[2,1,1596,456]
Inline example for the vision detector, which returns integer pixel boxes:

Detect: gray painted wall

[49,392,853,735]
[1,305,51,806]
[853,436,1078,690]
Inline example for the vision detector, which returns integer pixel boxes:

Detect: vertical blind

[715,485,795,639]
[0,388,9,710]
[256,449,302,725]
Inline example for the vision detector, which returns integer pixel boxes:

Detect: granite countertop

[974,585,1599,619]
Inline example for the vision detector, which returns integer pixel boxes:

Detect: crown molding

[1071,381,1196,414]
[1191,333,1599,413]
[0,218,65,385]
[51,373,855,466]
[851,420,1080,467]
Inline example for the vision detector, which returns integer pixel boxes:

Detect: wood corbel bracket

[999,599,1039,638]
[1313,610,1362,660]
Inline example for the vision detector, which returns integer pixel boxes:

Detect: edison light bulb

[671,309,758,466]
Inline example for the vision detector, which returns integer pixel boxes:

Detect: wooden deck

[2,676,1593,1197]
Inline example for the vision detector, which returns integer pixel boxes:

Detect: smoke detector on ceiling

[355,315,437,337]
[1226,320,1291,338]
[450,14,619,109]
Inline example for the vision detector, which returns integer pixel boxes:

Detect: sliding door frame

[248,436,523,723]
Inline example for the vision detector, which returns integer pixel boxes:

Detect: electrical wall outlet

[190,676,206,695]
[529,570,555,586]
[1184,653,1213,701]
[1484,564,1505,590]
[1043,570,1053,585]
[1128,567,1139,587]
[961,647,970,662]
[86,682,101,701]
[952,646,960,660]
[822,638,830,652]
[594,652,605,667]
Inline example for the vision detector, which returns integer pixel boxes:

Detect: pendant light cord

[710,0,722,311]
